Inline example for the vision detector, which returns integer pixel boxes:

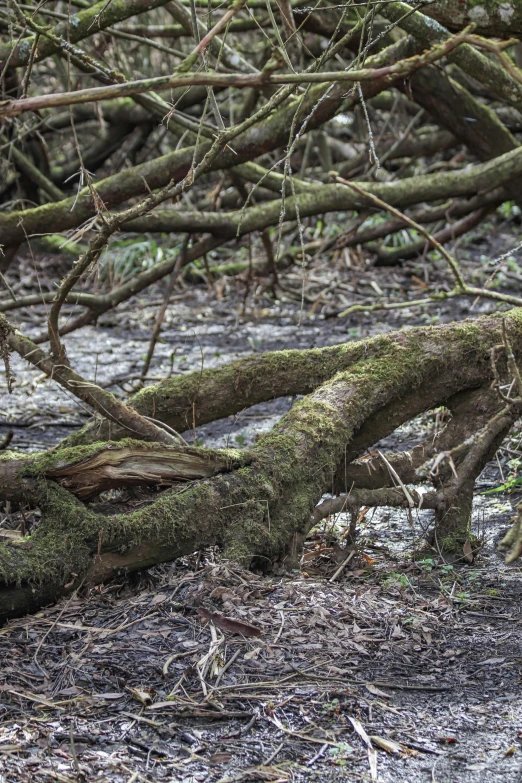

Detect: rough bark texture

[382,3,522,110]
[1,310,521,623]
[0,0,174,70]
[335,386,505,492]
[426,0,522,37]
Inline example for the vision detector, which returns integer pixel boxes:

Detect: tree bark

[382,3,522,111]
[0,0,174,70]
[425,0,522,37]
[2,143,518,274]
[1,310,521,622]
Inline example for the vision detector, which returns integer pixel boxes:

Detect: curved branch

[0,36,420,248]
[1,315,181,445]
[2,308,522,621]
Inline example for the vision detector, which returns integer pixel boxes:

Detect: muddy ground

[0,218,521,782]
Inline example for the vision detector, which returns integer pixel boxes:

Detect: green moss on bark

[0,484,99,587]
[2,310,522,616]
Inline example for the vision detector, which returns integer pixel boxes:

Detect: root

[498,503,522,563]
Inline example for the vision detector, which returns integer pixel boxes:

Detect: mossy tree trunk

[1,311,521,622]
[425,0,522,37]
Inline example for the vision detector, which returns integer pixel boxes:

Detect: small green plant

[417,557,437,572]
[247,335,262,352]
[99,237,174,285]
[454,590,471,603]
[235,433,247,447]
[483,476,522,494]
[328,742,355,764]
[383,572,410,589]
[497,201,521,220]
[483,457,521,494]
[323,698,340,716]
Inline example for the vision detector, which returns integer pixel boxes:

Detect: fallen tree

[1,309,522,622]
[2,1,522,622]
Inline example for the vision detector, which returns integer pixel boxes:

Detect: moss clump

[438,532,481,557]
[0,483,100,587]
[37,234,89,257]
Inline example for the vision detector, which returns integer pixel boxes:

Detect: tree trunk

[425,0,522,37]
[1,310,521,622]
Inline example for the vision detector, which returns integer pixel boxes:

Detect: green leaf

[483,476,522,495]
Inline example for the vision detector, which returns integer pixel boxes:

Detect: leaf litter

[0,536,521,783]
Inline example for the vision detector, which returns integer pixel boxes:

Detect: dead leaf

[209,753,233,765]
[349,717,372,748]
[199,607,262,637]
[463,539,473,563]
[365,683,391,699]
[127,687,152,706]
[369,735,402,755]
[368,747,378,780]
[410,274,429,291]
[150,593,168,605]
[345,639,369,654]
[302,547,334,563]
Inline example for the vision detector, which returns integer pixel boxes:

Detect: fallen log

[1,309,521,622]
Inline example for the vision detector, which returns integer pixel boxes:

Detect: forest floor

[0,215,522,782]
